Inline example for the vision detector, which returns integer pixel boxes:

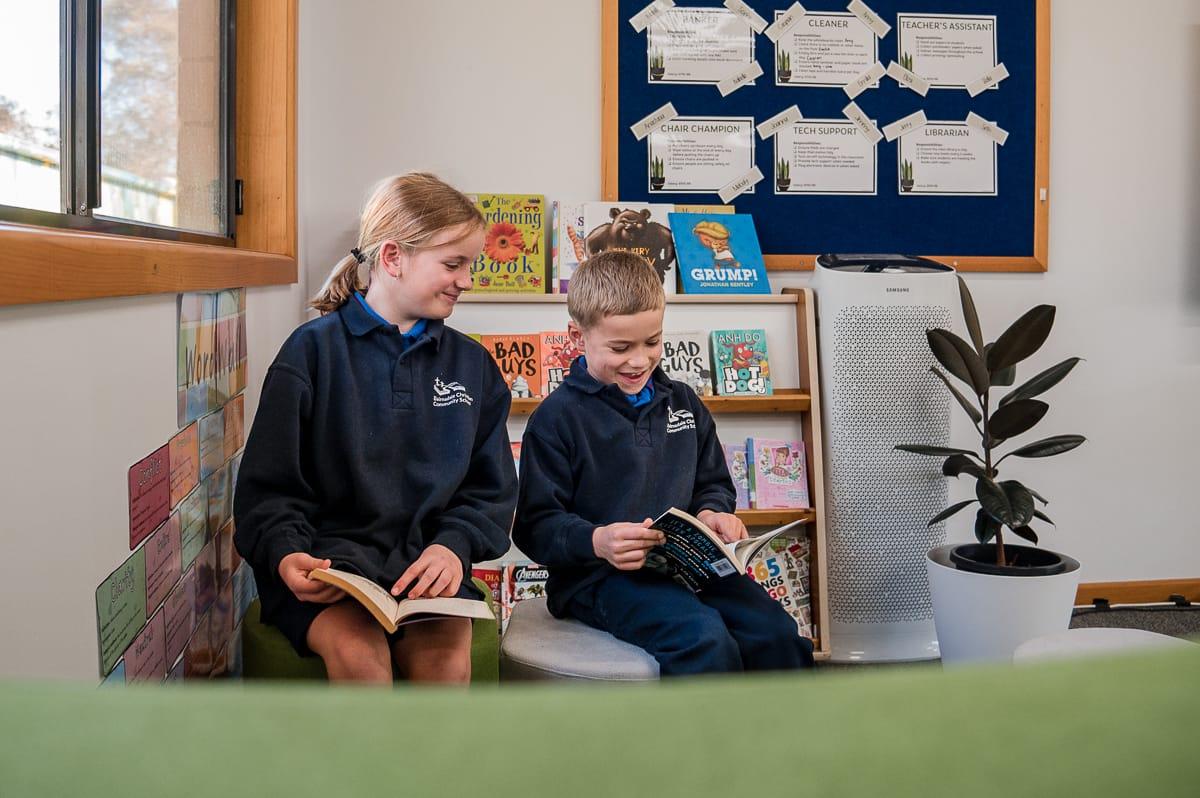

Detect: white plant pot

[926,544,1081,666]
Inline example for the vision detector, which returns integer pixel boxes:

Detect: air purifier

[812,254,958,662]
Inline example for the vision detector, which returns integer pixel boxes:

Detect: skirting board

[1075,579,1200,607]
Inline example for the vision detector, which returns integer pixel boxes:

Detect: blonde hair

[567,250,665,329]
[310,173,484,314]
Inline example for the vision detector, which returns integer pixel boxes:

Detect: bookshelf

[457,289,831,661]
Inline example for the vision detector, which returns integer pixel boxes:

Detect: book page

[731,519,805,570]
[310,568,398,625]
[394,597,495,625]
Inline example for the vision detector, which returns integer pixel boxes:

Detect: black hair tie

[350,247,365,264]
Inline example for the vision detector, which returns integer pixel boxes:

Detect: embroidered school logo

[666,407,696,434]
[432,377,473,407]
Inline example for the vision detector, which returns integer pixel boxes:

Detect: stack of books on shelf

[723,437,811,511]
[471,328,775,399]
[469,192,771,295]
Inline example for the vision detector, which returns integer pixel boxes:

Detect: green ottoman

[241,577,500,684]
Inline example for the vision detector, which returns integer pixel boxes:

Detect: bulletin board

[602,0,1050,271]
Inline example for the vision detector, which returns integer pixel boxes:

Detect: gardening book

[669,212,771,294]
[747,438,810,509]
[582,202,678,294]
[710,329,773,396]
[552,201,588,293]
[644,508,804,592]
[308,568,495,634]
[468,193,548,293]
[539,330,575,396]
[482,334,542,398]
[660,331,713,396]
[722,442,751,510]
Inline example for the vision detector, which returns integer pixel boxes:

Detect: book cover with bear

[582,202,678,294]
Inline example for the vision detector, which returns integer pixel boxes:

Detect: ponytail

[309,254,366,315]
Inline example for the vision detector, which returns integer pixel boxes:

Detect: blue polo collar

[341,293,441,349]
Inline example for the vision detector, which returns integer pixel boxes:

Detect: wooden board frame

[601,0,1051,272]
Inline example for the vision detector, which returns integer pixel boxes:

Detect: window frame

[0,0,296,307]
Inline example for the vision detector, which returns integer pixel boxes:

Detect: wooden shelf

[459,293,799,305]
[737,508,815,527]
[510,387,809,416]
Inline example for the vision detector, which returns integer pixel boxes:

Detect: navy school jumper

[513,358,813,674]
[233,295,517,632]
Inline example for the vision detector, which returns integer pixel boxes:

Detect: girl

[234,173,516,684]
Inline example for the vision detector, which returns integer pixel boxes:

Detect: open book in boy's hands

[644,508,804,592]
[308,568,495,634]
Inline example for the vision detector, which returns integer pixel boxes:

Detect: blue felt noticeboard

[604,0,1049,270]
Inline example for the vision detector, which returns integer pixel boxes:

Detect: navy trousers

[566,571,815,676]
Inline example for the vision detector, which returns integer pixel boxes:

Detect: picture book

[660,332,713,396]
[582,202,678,294]
[644,508,804,593]
[552,201,588,293]
[510,442,522,472]
[710,329,772,396]
[539,330,577,396]
[468,193,548,293]
[501,562,548,632]
[669,212,771,294]
[482,334,542,398]
[722,442,751,510]
[747,438,810,509]
[308,568,494,634]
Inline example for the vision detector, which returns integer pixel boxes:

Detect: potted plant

[776,50,791,83]
[776,158,790,192]
[896,277,1086,664]
[900,159,914,192]
[649,50,665,81]
[649,156,666,191]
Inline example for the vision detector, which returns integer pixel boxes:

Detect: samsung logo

[886,287,910,293]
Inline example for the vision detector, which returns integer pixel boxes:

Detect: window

[0,0,236,245]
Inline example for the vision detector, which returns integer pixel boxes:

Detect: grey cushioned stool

[500,597,660,681]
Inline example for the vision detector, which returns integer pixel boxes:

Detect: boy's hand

[698,510,748,543]
[391,544,462,599]
[278,552,344,603]
[593,518,665,570]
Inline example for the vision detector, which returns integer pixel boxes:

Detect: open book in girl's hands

[308,568,495,634]
[644,508,804,592]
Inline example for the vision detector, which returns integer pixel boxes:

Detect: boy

[512,251,813,675]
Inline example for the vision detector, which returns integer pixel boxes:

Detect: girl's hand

[391,544,463,598]
[698,510,748,543]
[278,552,344,603]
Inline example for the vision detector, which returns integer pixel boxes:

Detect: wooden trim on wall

[0,0,297,307]
[235,0,298,258]
[0,223,294,304]
[601,0,620,202]
[1075,579,1200,607]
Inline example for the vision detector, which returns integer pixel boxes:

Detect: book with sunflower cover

[469,193,548,293]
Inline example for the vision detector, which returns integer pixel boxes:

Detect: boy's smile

[569,307,665,395]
